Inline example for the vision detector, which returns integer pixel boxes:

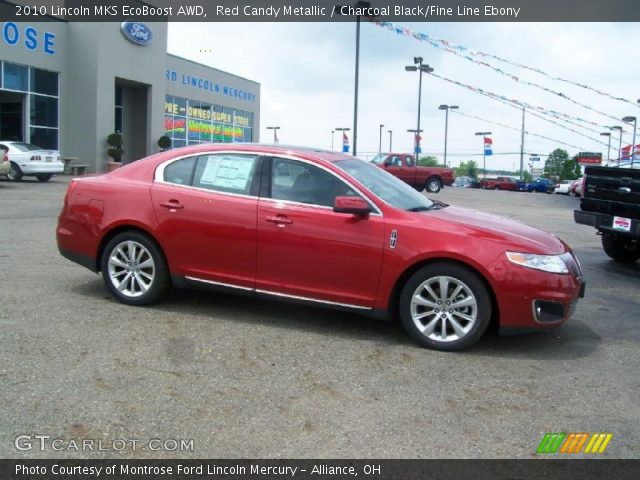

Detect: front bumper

[493,253,585,332]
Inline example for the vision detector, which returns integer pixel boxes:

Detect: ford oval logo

[120,22,153,46]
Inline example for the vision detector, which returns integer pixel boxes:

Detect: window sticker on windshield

[200,155,254,191]
[612,216,631,232]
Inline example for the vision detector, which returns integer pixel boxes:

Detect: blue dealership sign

[120,22,153,46]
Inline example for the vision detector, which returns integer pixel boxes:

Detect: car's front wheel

[100,231,170,305]
[601,233,640,263]
[399,262,491,351]
[7,162,22,182]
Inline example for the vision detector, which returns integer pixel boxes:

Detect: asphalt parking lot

[1,176,638,459]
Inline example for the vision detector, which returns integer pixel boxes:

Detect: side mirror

[333,196,371,216]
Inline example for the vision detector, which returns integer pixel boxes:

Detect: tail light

[30,155,41,161]
[2,153,7,162]
[580,176,586,198]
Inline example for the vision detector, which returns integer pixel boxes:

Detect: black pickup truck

[574,165,640,263]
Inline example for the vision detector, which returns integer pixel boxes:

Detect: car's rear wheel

[426,177,442,193]
[601,234,640,263]
[399,262,492,351]
[7,162,22,182]
[36,174,52,182]
[101,231,170,305]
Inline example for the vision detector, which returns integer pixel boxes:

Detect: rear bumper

[18,162,64,175]
[0,161,9,175]
[58,246,97,272]
[574,210,640,238]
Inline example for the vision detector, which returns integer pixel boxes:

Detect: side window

[163,156,196,185]
[192,153,258,195]
[271,158,359,208]
[391,156,403,167]
[405,156,414,167]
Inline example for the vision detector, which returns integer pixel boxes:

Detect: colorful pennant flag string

[452,110,586,151]
[428,72,613,147]
[374,21,639,110]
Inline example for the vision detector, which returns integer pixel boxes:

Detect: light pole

[438,104,458,167]
[475,131,492,181]
[331,130,335,150]
[348,1,372,156]
[611,126,623,166]
[388,130,393,152]
[405,57,434,159]
[266,126,280,144]
[335,127,350,152]
[600,132,611,164]
[378,124,384,153]
[622,116,637,167]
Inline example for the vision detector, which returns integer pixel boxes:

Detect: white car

[0,148,9,177]
[553,179,573,194]
[0,141,64,182]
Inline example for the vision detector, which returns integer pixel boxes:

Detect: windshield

[334,158,435,211]
[369,153,387,165]
[10,142,42,152]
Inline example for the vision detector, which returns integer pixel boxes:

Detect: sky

[167,22,640,171]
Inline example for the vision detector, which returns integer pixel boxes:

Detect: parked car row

[456,175,583,196]
[0,141,64,182]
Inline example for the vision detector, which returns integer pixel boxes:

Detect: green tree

[566,156,583,179]
[544,148,573,180]
[417,155,440,167]
[455,160,479,179]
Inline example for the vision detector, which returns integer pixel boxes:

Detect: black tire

[494,186,501,190]
[414,184,425,192]
[100,231,170,305]
[7,162,22,182]
[601,234,640,264]
[36,174,52,182]
[399,262,492,351]
[425,177,442,193]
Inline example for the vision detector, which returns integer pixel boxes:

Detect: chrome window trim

[185,275,372,311]
[154,150,383,216]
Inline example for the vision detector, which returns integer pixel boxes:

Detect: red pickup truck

[480,176,520,191]
[370,153,455,193]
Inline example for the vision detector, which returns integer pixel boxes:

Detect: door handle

[159,200,184,210]
[265,215,293,226]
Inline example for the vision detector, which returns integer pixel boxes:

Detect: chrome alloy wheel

[410,275,478,343]
[107,240,155,298]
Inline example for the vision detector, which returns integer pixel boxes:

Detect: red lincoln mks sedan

[57,144,585,351]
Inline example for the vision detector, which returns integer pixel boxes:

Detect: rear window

[9,143,41,152]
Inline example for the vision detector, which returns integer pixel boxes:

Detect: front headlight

[506,252,568,274]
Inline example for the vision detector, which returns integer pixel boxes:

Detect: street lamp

[600,132,611,164]
[335,127,350,152]
[438,104,458,167]
[331,130,335,150]
[378,124,384,153]
[266,126,280,144]
[405,57,434,159]
[610,126,623,166]
[622,116,637,166]
[475,131,492,181]
[388,130,393,152]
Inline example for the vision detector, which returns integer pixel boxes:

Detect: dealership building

[0,20,260,171]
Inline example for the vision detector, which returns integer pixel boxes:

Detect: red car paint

[57,144,583,335]
[480,176,520,191]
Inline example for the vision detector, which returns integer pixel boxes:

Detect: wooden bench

[69,164,90,176]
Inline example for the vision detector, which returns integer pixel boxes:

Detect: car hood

[427,205,566,255]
